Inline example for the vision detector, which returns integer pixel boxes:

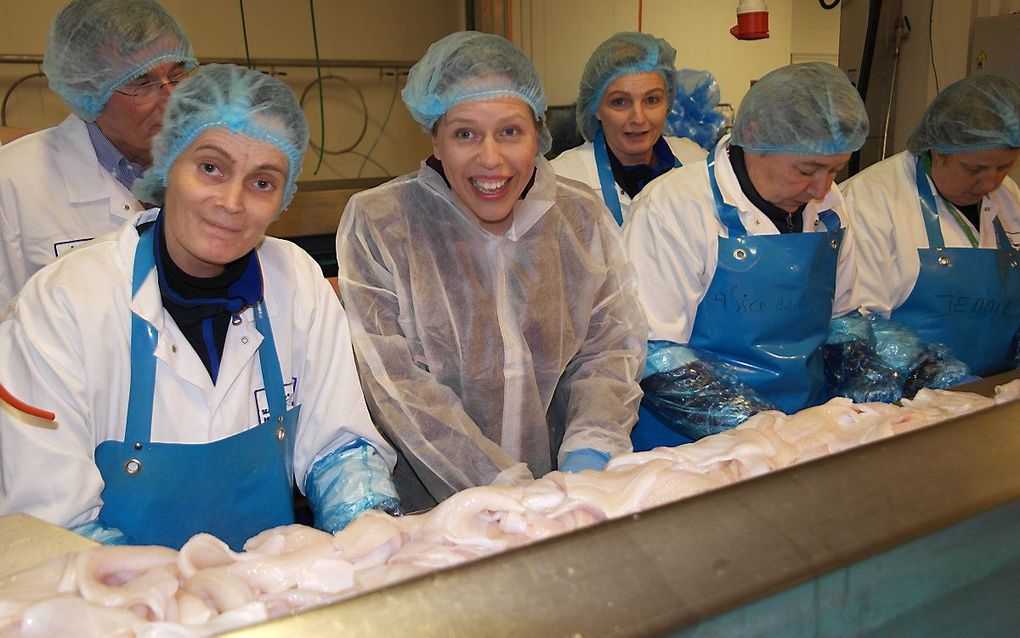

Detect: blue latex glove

[640,341,777,440]
[823,314,902,404]
[69,520,130,545]
[846,315,969,400]
[950,375,982,387]
[901,343,971,398]
[304,439,401,534]
[870,316,926,375]
[560,448,610,473]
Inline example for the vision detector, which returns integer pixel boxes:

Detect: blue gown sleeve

[304,439,402,534]
[823,313,903,403]
[868,315,970,397]
[69,520,131,545]
[639,341,777,440]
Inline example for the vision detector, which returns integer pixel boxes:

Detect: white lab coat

[624,136,861,343]
[0,210,394,528]
[0,115,143,309]
[551,135,708,222]
[840,150,1020,316]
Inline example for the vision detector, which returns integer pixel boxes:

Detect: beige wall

[864,0,1020,182]
[515,0,841,113]
[0,1,464,181]
[1,2,844,176]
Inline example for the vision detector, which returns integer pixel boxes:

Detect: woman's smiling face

[431,97,540,235]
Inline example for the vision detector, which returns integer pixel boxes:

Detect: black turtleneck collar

[151,211,263,382]
[606,136,678,199]
[728,145,805,234]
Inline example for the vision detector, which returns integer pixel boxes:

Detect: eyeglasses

[115,69,189,99]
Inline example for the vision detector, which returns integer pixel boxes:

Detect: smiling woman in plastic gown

[336,31,647,511]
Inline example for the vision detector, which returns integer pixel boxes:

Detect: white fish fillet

[1,381,1016,637]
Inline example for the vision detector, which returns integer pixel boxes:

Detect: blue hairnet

[731,62,868,155]
[42,0,197,122]
[907,74,1020,154]
[576,32,678,143]
[133,64,310,210]
[402,31,551,155]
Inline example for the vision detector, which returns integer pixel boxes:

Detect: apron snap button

[125,459,142,475]
[831,239,838,249]
[275,426,286,441]
[733,248,748,260]
[938,256,951,266]
[133,442,143,450]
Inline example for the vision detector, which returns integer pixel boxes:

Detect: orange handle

[0,383,55,421]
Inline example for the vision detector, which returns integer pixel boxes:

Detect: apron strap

[914,154,949,250]
[593,128,625,226]
[125,223,288,442]
[993,216,1017,253]
[817,209,842,234]
[253,302,288,419]
[125,226,159,445]
[593,130,683,227]
[707,153,746,237]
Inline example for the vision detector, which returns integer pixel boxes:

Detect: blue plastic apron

[889,158,1020,376]
[94,225,298,550]
[632,155,843,451]
[593,128,682,226]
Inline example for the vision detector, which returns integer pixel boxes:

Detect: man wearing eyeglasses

[0,0,197,309]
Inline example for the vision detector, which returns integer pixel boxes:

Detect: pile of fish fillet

[2,382,1018,637]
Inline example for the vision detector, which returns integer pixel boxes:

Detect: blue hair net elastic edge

[415,88,547,131]
[584,48,665,125]
[63,53,199,122]
[156,120,303,210]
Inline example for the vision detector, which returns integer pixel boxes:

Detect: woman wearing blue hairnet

[336,32,646,511]
[624,62,889,450]
[0,64,399,550]
[841,75,1020,376]
[0,0,198,310]
[552,32,707,226]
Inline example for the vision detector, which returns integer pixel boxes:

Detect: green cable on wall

[309,0,325,174]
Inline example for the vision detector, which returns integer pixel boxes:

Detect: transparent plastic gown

[337,159,646,506]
